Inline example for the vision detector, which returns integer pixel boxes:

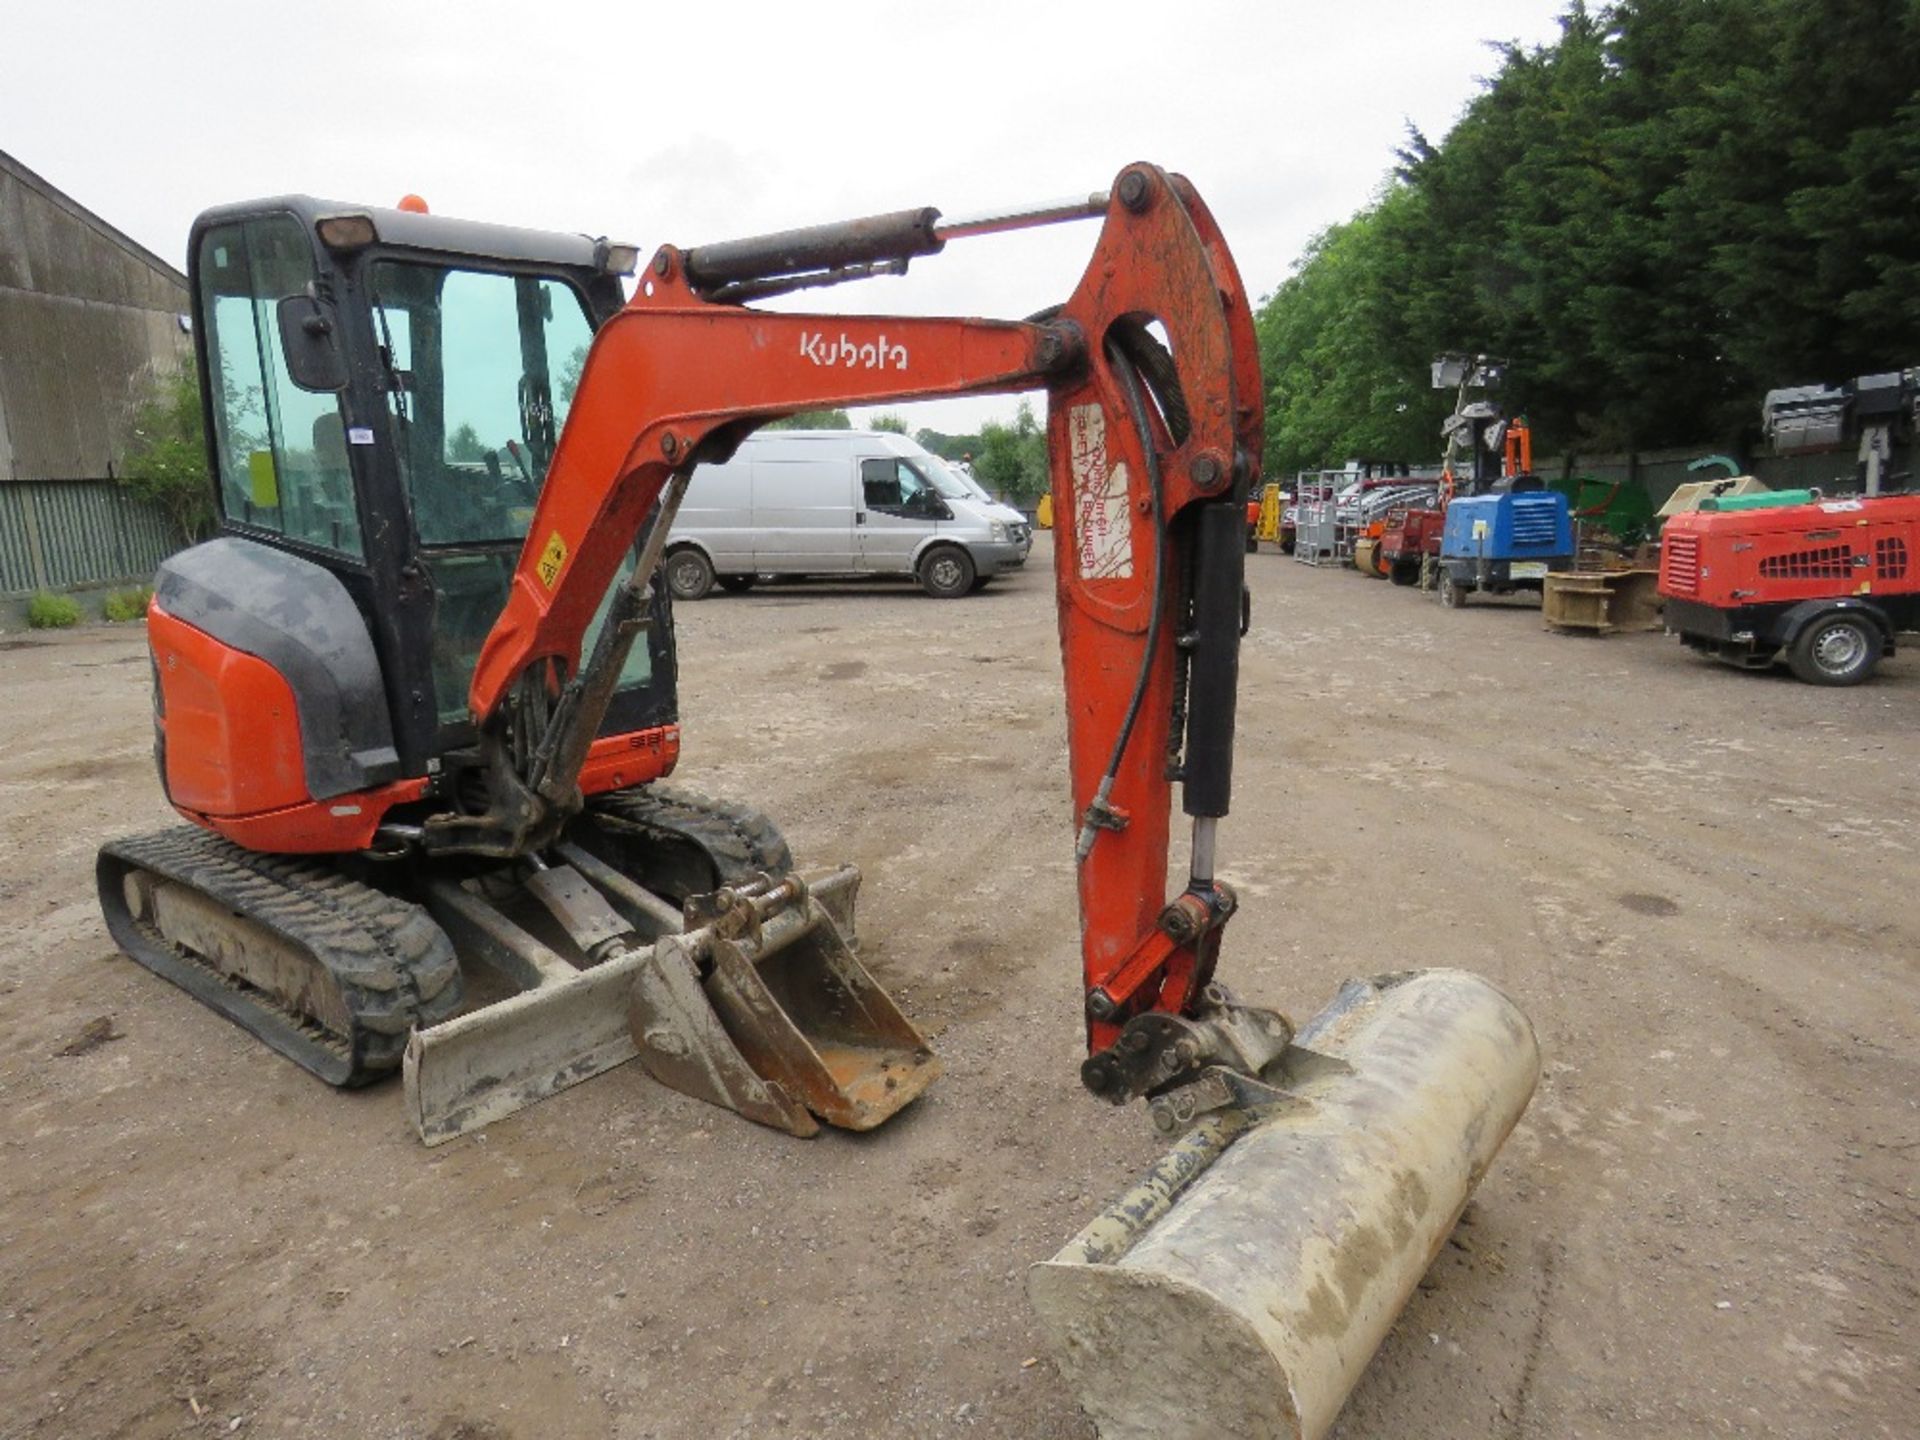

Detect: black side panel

[155,537,401,799]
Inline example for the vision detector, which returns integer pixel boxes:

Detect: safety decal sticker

[1069,403,1133,581]
[537,531,568,589]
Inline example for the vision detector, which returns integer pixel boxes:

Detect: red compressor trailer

[1379,504,1444,585]
[1660,492,1920,685]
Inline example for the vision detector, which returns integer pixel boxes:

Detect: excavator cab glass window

[364,260,638,728]
[197,217,363,557]
[368,262,594,546]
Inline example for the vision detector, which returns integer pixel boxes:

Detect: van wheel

[1788,613,1881,685]
[717,575,756,594]
[920,546,975,598]
[665,548,715,601]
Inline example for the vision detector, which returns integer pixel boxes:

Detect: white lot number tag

[1068,403,1134,580]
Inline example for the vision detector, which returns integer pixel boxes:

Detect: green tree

[557,344,588,408]
[119,365,214,544]
[447,422,487,461]
[764,409,853,430]
[975,400,1047,501]
[913,427,984,461]
[1252,0,1920,466]
[1255,192,1444,475]
[868,413,909,433]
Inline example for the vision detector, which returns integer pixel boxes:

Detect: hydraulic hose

[1075,323,1178,861]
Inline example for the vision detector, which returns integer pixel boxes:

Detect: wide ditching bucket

[1028,968,1539,1440]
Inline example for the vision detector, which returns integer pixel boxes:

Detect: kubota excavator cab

[161,199,679,852]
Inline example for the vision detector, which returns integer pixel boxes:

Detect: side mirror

[277,295,348,392]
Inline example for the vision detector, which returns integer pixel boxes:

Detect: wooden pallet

[1542,569,1663,634]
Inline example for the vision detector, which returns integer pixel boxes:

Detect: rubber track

[581,784,794,894]
[97,827,461,1086]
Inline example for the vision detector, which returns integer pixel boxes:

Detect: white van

[925,456,1036,556]
[665,430,1031,599]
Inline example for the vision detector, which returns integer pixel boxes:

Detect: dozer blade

[1028,968,1539,1440]
[404,933,654,1145]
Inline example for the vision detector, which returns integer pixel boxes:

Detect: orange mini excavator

[98,166,1538,1439]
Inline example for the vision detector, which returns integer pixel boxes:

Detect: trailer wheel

[1437,569,1468,609]
[1788,614,1882,686]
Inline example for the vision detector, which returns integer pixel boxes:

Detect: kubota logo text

[799,331,909,371]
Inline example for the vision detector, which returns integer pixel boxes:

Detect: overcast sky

[5,0,1568,434]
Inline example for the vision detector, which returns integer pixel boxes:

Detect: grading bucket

[1028,968,1538,1440]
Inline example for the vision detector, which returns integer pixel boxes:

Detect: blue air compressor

[1436,485,1574,607]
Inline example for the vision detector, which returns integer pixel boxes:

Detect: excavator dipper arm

[432,164,1271,1101]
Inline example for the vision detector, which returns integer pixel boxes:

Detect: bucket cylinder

[1028,968,1539,1440]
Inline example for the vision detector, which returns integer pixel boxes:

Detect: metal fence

[0,479,178,596]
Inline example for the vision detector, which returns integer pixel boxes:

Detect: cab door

[857,456,946,573]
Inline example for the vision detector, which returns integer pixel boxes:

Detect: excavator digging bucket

[1028,969,1539,1440]
[628,889,942,1135]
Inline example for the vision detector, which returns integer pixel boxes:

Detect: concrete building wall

[0,152,193,597]
[0,151,193,482]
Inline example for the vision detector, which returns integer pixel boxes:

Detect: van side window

[861,457,902,508]
[862,457,932,513]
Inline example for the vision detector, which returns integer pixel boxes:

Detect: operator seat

[309,412,362,552]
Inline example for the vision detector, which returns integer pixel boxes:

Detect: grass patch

[102,586,153,623]
[27,591,84,628]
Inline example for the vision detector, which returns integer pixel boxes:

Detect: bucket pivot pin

[1079,982,1296,1126]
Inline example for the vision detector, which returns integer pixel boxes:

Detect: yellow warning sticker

[537,531,568,589]
[247,450,278,507]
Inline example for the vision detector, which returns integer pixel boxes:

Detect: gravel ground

[0,532,1914,1439]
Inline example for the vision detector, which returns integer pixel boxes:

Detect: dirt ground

[1,533,1915,1440]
